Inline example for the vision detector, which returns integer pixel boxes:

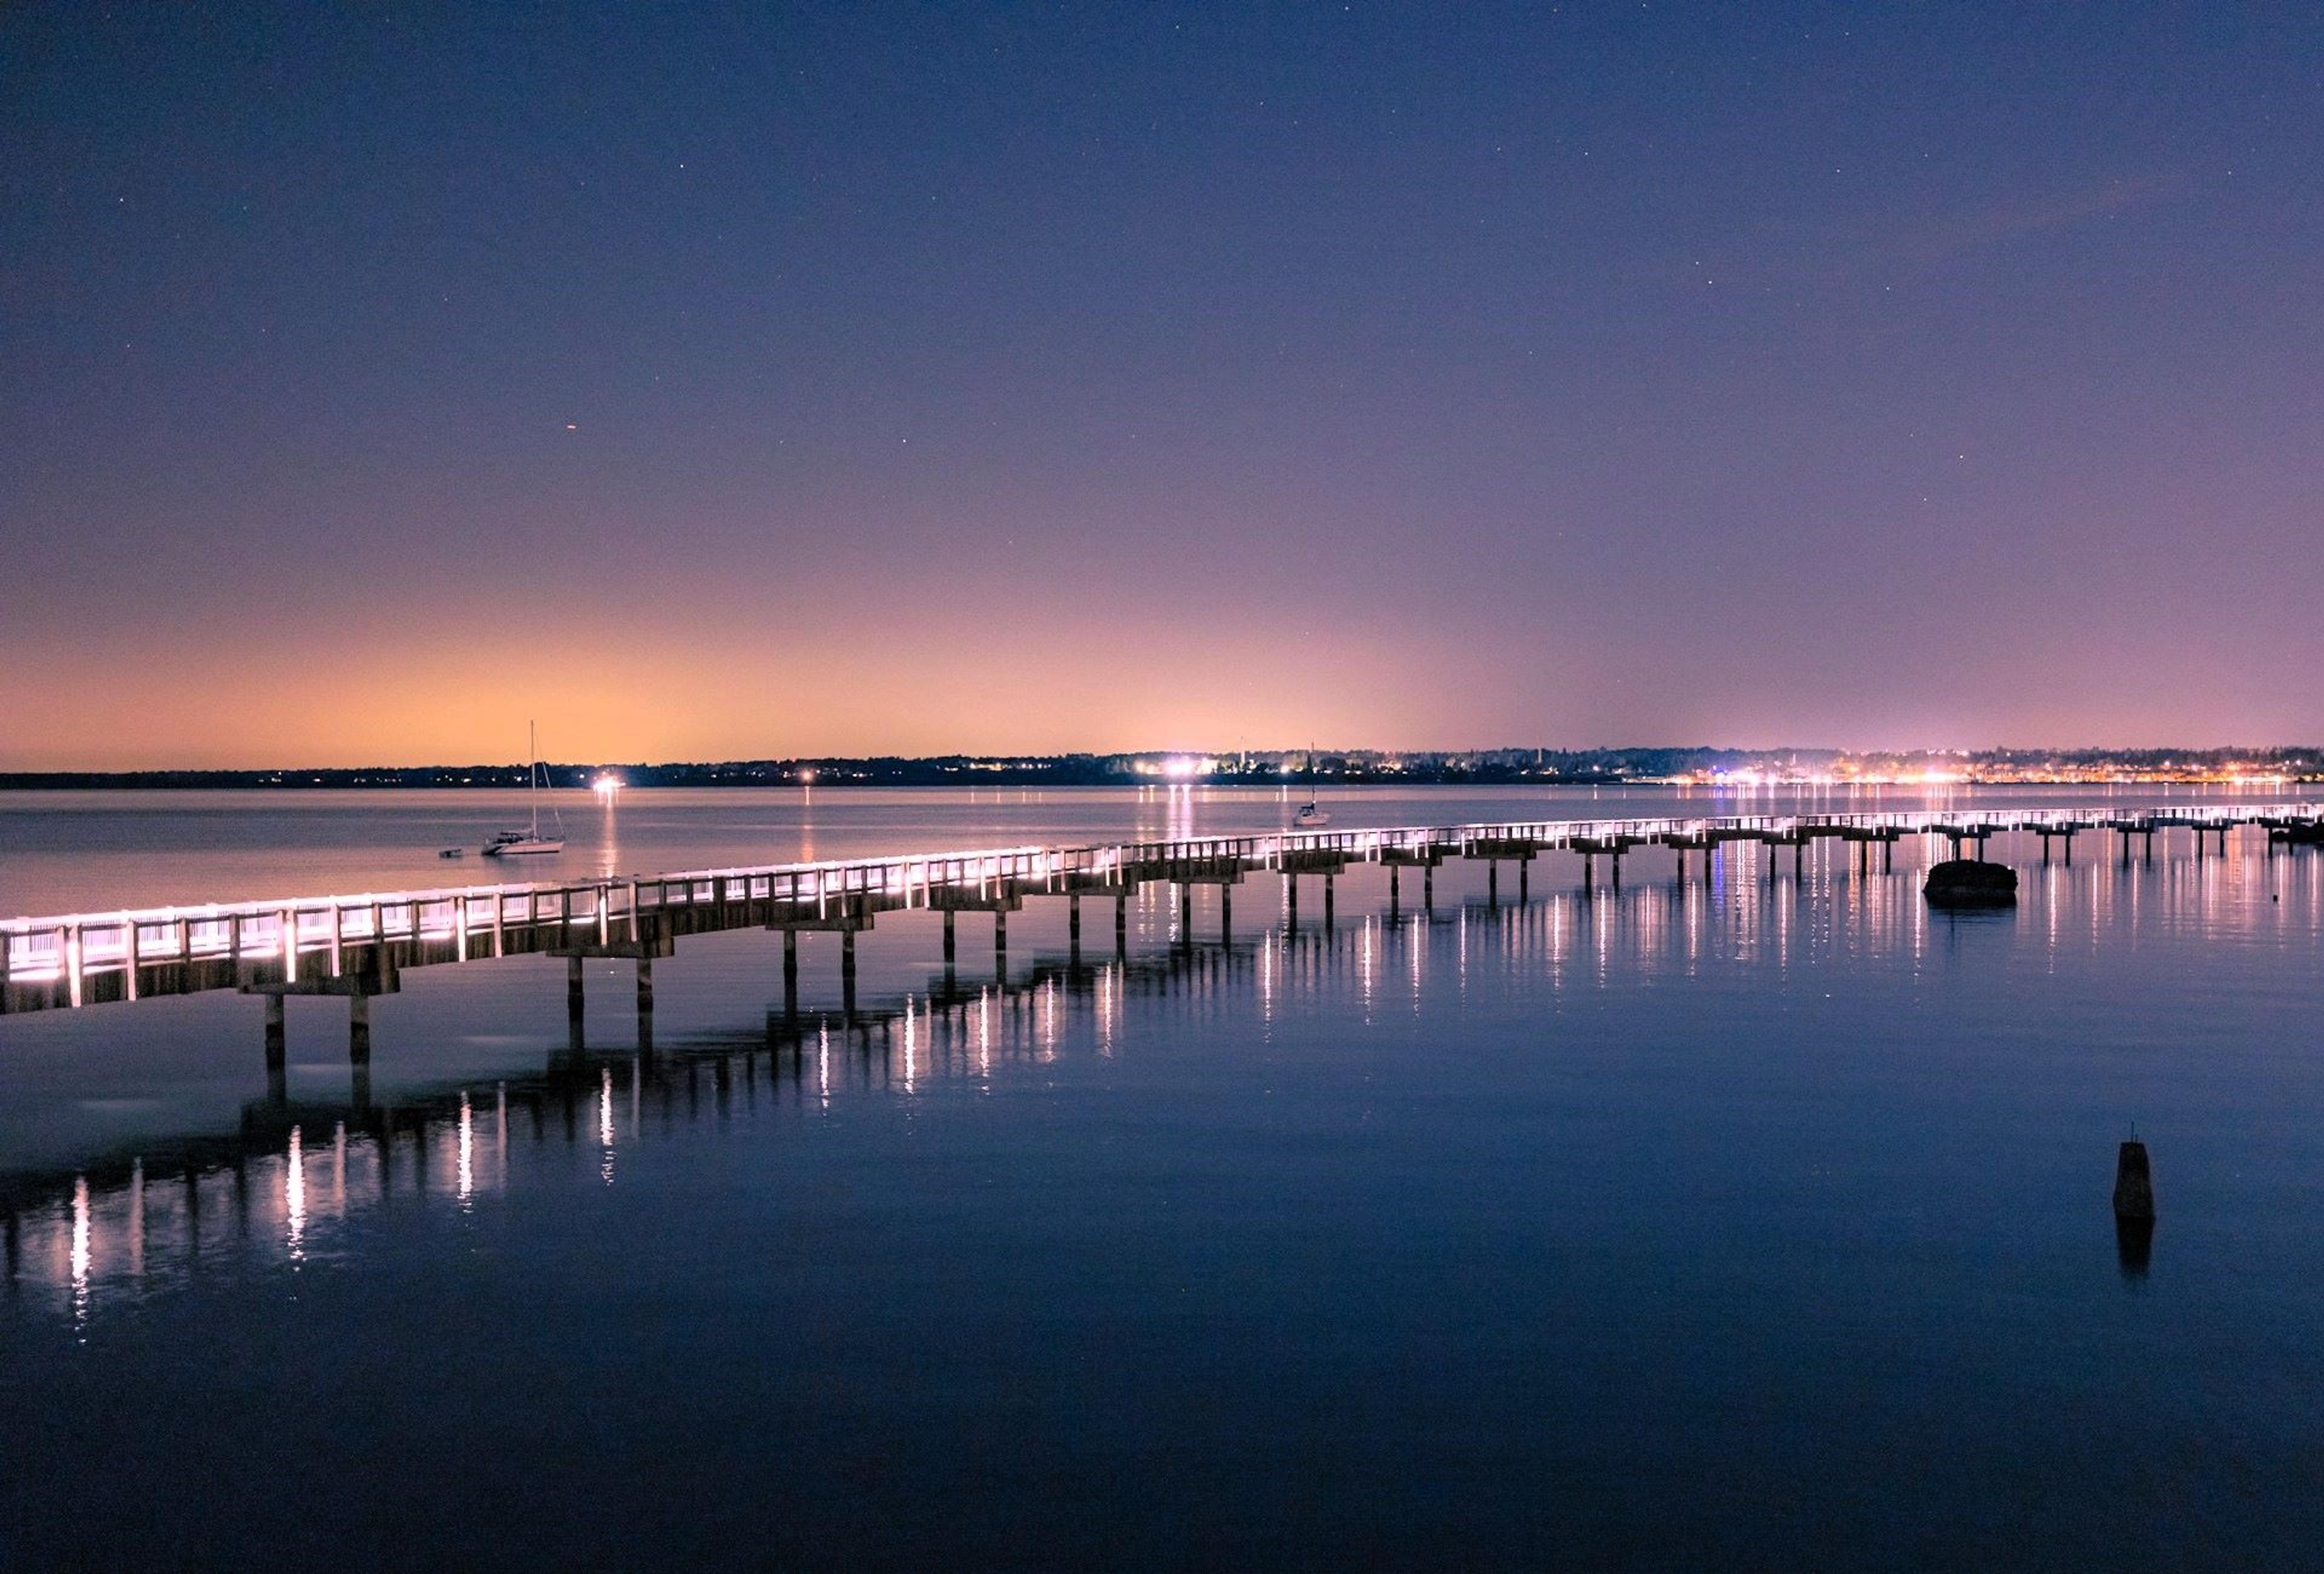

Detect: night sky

[5,4,2320,768]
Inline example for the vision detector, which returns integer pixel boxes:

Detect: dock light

[1161,756,1203,780]
[593,774,622,802]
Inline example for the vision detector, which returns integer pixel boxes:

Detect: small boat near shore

[1291,743,1331,828]
[480,721,565,858]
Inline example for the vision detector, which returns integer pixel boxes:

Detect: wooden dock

[4,803,2319,1058]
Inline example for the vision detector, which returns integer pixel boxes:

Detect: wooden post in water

[2115,1137,2156,1274]
[943,909,956,964]
[348,993,371,1065]
[1323,874,1334,929]
[264,994,286,1070]
[2113,1140,2155,1222]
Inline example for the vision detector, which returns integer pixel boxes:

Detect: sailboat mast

[529,719,540,837]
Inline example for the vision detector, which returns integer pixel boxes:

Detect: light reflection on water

[9,836,2319,1323]
[2,831,2323,1567]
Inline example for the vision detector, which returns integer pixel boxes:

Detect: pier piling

[2113,1140,2155,1222]
[18,802,2321,1069]
[2115,1138,2156,1274]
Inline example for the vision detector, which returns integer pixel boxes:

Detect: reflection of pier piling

[8,803,2321,1084]
[0,841,2306,1320]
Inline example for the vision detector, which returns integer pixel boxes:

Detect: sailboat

[1293,744,1331,829]
[482,721,565,857]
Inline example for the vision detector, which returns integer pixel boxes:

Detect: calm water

[4,786,2322,1569]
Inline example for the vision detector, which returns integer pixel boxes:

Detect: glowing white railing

[4,803,2319,1003]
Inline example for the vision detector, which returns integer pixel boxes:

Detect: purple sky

[4,4,2320,768]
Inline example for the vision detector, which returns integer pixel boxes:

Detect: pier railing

[5,802,2320,1011]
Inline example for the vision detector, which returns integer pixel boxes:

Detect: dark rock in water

[2113,1139,2155,1222]
[1923,859,2018,906]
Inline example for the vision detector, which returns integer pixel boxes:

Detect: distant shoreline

[0,746,2316,794]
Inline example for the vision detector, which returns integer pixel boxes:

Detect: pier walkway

[5,802,2320,1046]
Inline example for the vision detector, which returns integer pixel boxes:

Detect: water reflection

[598,1069,615,1184]
[5,835,2319,1329]
[286,1125,306,1259]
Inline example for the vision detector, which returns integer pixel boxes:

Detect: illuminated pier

[4,805,2321,1064]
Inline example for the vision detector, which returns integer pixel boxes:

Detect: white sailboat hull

[478,720,564,857]
[482,837,563,857]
